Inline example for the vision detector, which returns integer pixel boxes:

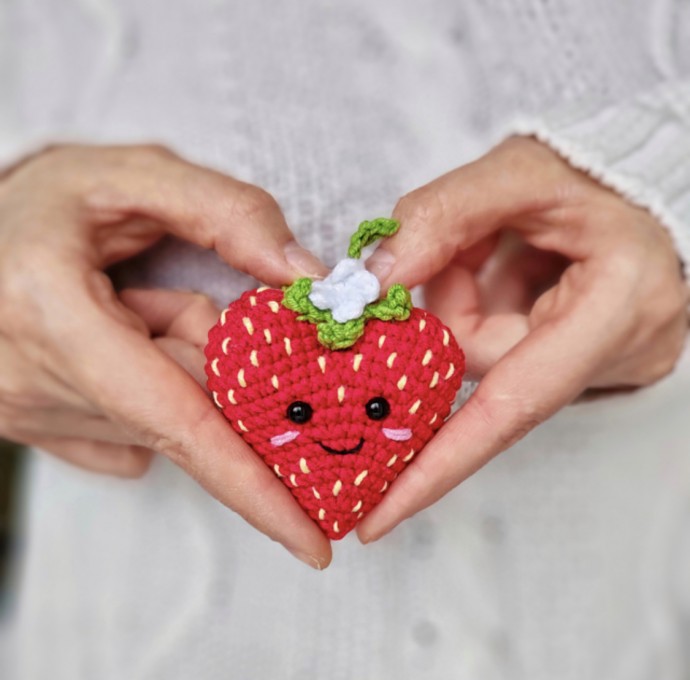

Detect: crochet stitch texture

[205,287,464,539]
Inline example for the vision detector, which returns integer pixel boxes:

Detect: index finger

[51,280,332,568]
[44,144,327,284]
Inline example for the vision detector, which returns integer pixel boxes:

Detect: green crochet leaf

[363,284,412,322]
[282,277,330,324]
[282,278,412,350]
[282,218,412,350]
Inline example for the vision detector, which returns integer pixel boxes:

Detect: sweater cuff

[498,80,690,273]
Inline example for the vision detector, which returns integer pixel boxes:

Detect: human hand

[0,144,332,568]
[358,135,689,542]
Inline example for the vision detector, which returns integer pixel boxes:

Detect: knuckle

[226,462,267,498]
[141,431,187,463]
[28,144,101,184]
[191,291,216,311]
[89,144,178,178]
[138,406,218,466]
[29,143,80,168]
[132,143,176,162]
[645,336,687,385]
[233,184,280,219]
[469,391,548,452]
[0,252,58,334]
[117,449,153,479]
[494,136,541,174]
[393,186,445,228]
[607,241,646,273]
[640,356,678,385]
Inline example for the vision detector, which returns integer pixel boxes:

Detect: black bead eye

[365,397,390,421]
[287,401,313,424]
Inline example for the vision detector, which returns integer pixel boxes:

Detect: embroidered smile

[318,438,365,455]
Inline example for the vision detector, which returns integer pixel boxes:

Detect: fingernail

[284,241,328,278]
[365,248,395,282]
[286,546,326,570]
[357,529,380,545]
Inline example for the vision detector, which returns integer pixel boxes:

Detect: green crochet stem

[282,218,412,350]
[347,217,400,259]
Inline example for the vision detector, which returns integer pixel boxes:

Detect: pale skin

[0,144,332,569]
[357,135,689,543]
[0,138,687,568]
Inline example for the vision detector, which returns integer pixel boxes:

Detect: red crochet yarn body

[205,287,464,540]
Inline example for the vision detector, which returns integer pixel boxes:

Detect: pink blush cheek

[270,430,301,447]
[381,427,413,442]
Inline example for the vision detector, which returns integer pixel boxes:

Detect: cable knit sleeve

[501,79,690,270]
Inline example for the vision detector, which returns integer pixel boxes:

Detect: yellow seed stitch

[220,309,230,325]
[403,449,416,462]
[317,356,326,374]
[333,521,340,533]
[273,464,283,477]
[419,318,427,331]
[409,399,422,414]
[227,389,237,405]
[290,474,298,487]
[250,350,259,367]
[378,335,386,348]
[284,337,292,356]
[318,508,326,520]
[352,500,363,512]
[354,470,368,486]
[445,363,455,380]
[387,352,397,369]
[299,458,310,474]
[429,413,438,425]
[211,358,221,376]
[256,286,269,293]
[263,328,272,344]
[429,372,439,388]
[387,454,398,467]
[271,375,279,390]
[212,391,222,408]
[337,385,346,404]
[422,349,433,366]
[249,295,257,306]
[268,300,280,313]
[353,354,363,372]
[221,337,231,354]
[312,487,321,500]
[357,511,365,519]
[442,328,450,346]
[333,479,343,496]
[238,368,247,388]
[242,317,254,335]
[237,420,249,432]
[397,375,407,390]
[380,481,389,493]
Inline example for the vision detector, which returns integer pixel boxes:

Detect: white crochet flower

[308,258,381,323]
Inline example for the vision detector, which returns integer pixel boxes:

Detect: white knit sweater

[1,2,690,679]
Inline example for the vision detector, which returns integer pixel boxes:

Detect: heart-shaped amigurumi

[204,218,464,539]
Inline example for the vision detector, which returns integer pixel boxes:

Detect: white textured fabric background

[1,1,690,678]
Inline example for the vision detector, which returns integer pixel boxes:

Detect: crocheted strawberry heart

[204,219,465,539]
